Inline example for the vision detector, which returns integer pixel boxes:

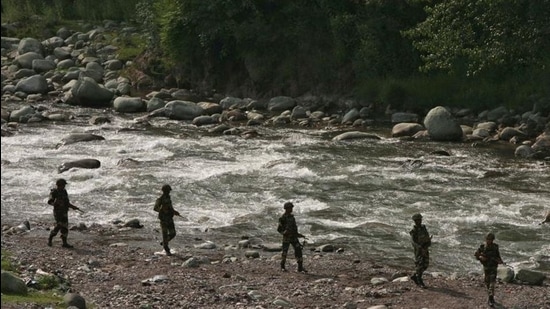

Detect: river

[1,108,549,275]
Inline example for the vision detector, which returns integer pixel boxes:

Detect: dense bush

[1,0,548,111]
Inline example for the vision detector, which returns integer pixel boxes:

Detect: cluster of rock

[2,21,549,160]
[391,105,550,160]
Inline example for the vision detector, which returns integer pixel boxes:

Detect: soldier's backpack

[47,189,58,205]
[154,198,162,212]
[277,217,285,234]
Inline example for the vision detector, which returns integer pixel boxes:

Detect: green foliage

[1,291,64,309]
[152,0,425,95]
[403,0,550,77]
[355,67,550,114]
[379,81,409,110]
[1,0,140,24]
[36,274,60,290]
[1,251,16,272]
[115,32,147,62]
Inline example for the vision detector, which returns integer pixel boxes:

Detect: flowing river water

[1,108,549,275]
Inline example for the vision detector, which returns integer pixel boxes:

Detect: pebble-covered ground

[1,220,549,309]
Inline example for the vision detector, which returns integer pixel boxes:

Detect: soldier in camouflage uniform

[154,184,180,256]
[47,178,81,248]
[277,202,307,272]
[475,232,504,307]
[409,213,432,288]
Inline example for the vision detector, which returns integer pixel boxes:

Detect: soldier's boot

[488,295,495,306]
[410,274,420,285]
[47,234,54,247]
[61,236,73,248]
[297,262,307,273]
[417,276,426,288]
[280,260,287,271]
[164,245,172,256]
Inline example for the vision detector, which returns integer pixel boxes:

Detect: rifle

[476,248,504,266]
[73,207,85,214]
[175,212,188,220]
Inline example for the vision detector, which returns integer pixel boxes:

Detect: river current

[1,109,549,275]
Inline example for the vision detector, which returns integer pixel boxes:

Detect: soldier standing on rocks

[154,184,180,256]
[410,213,432,288]
[277,202,307,272]
[47,178,81,248]
[475,232,504,307]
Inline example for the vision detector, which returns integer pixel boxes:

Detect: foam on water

[2,122,549,274]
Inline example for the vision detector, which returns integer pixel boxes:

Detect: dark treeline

[2,0,550,112]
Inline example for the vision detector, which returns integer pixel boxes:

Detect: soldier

[277,202,307,272]
[47,178,81,248]
[474,232,504,307]
[409,213,432,288]
[154,184,180,256]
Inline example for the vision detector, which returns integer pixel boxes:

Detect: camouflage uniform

[475,233,503,306]
[47,179,79,248]
[410,213,431,287]
[277,202,306,272]
[154,185,177,255]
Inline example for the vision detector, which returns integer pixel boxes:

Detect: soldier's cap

[283,202,294,209]
[162,184,172,192]
[412,213,422,220]
[486,232,495,240]
[56,178,68,186]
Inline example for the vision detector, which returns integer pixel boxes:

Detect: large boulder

[499,127,527,142]
[392,123,424,138]
[1,271,28,295]
[164,100,205,120]
[268,96,296,112]
[113,96,145,113]
[17,37,43,56]
[15,75,48,94]
[67,77,114,107]
[497,266,514,283]
[515,268,546,285]
[63,292,87,309]
[532,133,550,153]
[9,105,36,122]
[14,52,43,69]
[423,106,463,141]
[220,96,247,110]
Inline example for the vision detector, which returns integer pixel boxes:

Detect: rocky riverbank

[1,20,550,161]
[1,219,549,309]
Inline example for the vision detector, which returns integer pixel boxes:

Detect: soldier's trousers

[51,213,69,238]
[414,247,429,277]
[160,218,176,246]
[483,267,498,296]
[281,238,303,263]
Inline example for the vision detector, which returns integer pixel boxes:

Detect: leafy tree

[153,0,425,95]
[403,0,550,77]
